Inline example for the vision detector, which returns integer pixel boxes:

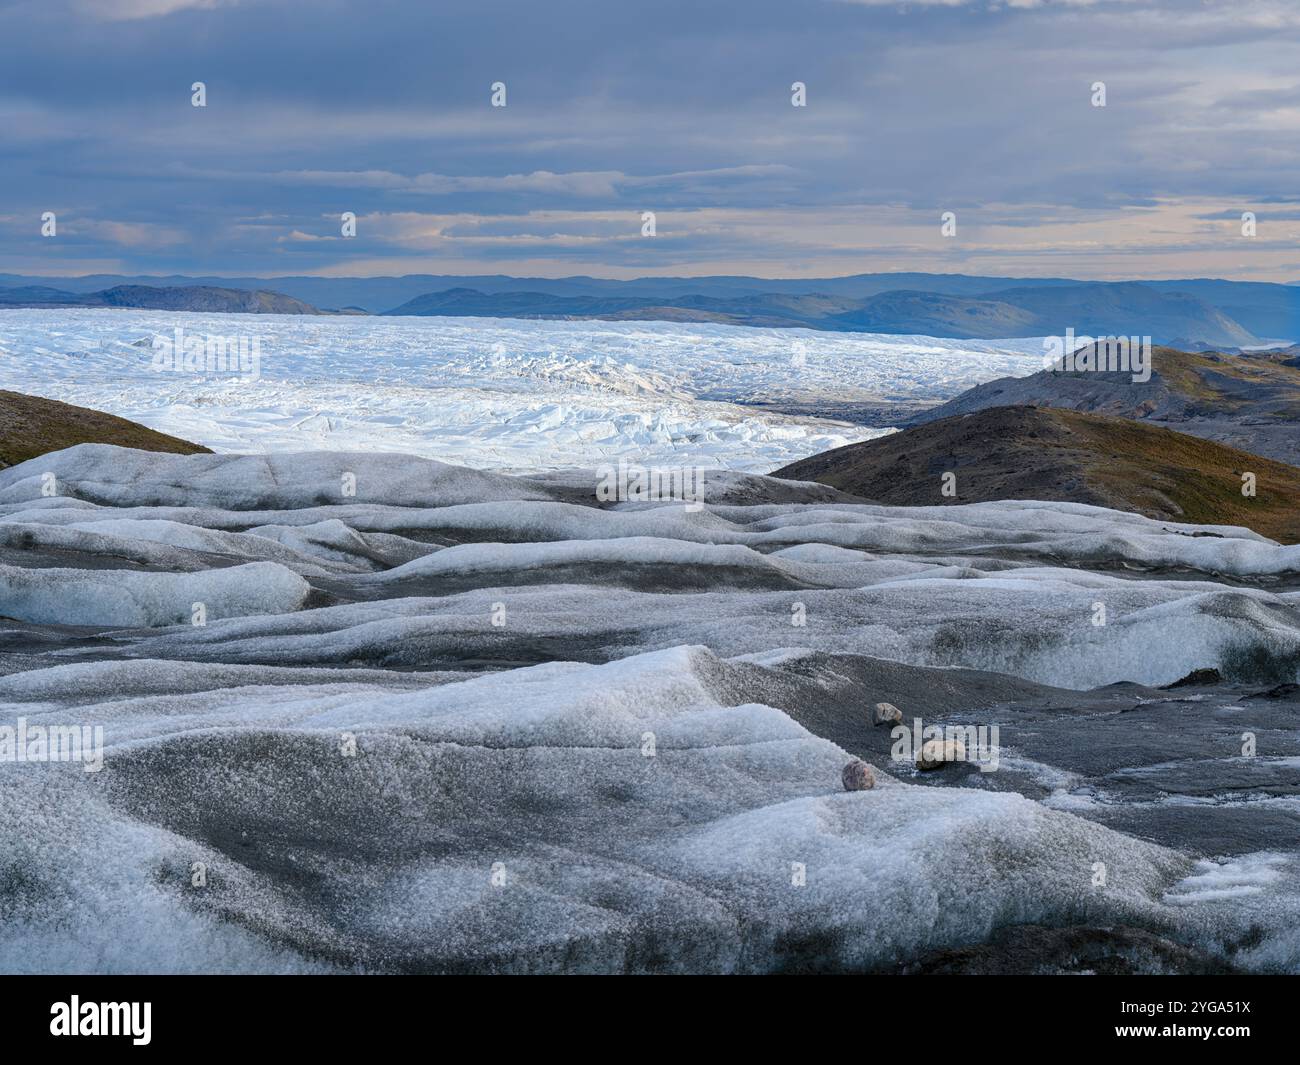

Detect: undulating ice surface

[2,446,1299,973]
[0,309,1048,471]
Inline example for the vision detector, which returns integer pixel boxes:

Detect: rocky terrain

[774,406,1300,544]
[910,345,1300,466]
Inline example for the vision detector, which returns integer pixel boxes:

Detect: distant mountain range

[0,284,326,315]
[379,282,1258,347]
[3,271,1299,346]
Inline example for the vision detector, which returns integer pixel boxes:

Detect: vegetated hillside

[910,345,1300,466]
[0,390,211,469]
[774,405,1300,544]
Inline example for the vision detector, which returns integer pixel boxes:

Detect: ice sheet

[0,309,1050,471]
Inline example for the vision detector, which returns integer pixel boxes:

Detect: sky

[2,0,1299,282]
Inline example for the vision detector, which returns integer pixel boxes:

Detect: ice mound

[0,445,559,510]
[3,443,1299,972]
[368,536,821,593]
[0,658,452,704]
[4,444,1295,687]
[244,520,440,571]
[0,561,310,627]
[0,768,332,974]
[0,646,1191,973]
[1164,853,1300,971]
[123,580,1300,689]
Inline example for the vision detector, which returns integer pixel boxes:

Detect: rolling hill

[910,345,1300,466]
[774,405,1300,544]
[0,284,324,315]
[0,390,210,469]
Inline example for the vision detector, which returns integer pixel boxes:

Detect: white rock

[917,738,967,771]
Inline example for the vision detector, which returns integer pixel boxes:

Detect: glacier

[0,309,1050,471]
[1,444,1298,973]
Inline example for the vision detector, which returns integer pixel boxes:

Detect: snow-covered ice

[0,309,1049,471]
[2,444,1299,973]
[0,643,1188,974]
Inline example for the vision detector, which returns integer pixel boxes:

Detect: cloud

[241,164,799,200]
[74,0,239,20]
[277,229,338,243]
[79,220,188,247]
[1,0,1296,280]
[269,169,628,198]
[835,0,1138,7]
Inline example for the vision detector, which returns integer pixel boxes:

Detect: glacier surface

[1,445,1298,973]
[0,309,1049,471]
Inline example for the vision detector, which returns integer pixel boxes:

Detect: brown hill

[910,346,1300,466]
[0,391,210,469]
[774,405,1300,544]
